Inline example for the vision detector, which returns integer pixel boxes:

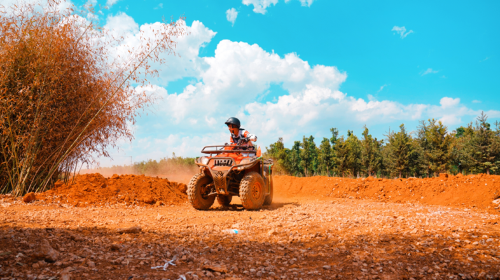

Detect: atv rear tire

[240,172,266,210]
[263,176,273,206]
[217,195,232,207]
[187,173,215,210]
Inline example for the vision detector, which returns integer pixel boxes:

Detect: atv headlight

[199,156,209,165]
[237,158,251,170]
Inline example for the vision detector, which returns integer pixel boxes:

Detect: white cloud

[243,0,314,14]
[154,3,163,10]
[472,100,481,103]
[440,97,460,109]
[392,26,414,39]
[421,68,439,76]
[425,97,500,126]
[243,0,278,14]
[377,84,388,93]
[106,0,120,7]
[226,8,238,25]
[104,14,216,86]
[299,0,314,6]
[104,12,139,38]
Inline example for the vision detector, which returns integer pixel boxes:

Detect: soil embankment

[274,173,500,210]
[27,173,500,210]
[36,173,187,207]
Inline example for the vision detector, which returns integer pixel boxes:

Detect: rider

[225,117,257,148]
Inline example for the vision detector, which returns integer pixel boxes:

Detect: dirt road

[1,175,500,279]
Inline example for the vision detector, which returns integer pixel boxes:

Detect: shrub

[0,0,186,195]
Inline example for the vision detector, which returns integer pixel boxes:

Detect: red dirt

[1,173,500,279]
[274,173,500,211]
[36,173,187,207]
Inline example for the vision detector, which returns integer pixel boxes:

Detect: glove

[237,137,250,145]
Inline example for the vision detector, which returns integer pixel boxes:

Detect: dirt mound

[274,173,500,210]
[37,173,187,207]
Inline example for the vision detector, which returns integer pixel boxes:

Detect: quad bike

[188,142,273,210]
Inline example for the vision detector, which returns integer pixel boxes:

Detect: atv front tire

[188,173,215,210]
[217,195,232,207]
[240,172,266,210]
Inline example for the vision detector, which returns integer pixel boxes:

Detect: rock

[143,196,154,204]
[23,192,36,203]
[268,229,278,236]
[116,226,141,234]
[493,199,500,205]
[38,239,60,262]
[155,201,163,207]
[202,264,228,273]
[323,265,331,270]
[109,244,121,251]
[60,266,73,280]
[87,260,95,268]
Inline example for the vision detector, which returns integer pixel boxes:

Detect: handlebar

[201,145,256,154]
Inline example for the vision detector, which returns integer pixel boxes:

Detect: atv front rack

[201,145,257,155]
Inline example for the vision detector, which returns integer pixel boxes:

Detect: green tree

[308,136,319,175]
[334,136,349,177]
[317,138,333,176]
[387,124,412,178]
[300,136,317,176]
[408,137,423,177]
[417,119,452,176]
[330,128,339,145]
[471,112,500,175]
[290,141,302,176]
[265,137,292,175]
[346,130,362,178]
[360,126,382,177]
[450,132,474,174]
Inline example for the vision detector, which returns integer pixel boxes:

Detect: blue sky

[43,0,500,165]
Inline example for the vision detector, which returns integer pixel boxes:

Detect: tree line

[264,113,500,178]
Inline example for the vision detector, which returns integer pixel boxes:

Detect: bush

[0,0,186,195]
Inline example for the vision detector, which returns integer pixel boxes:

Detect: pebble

[38,239,60,262]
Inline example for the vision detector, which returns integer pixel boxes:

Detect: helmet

[225,117,241,128]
